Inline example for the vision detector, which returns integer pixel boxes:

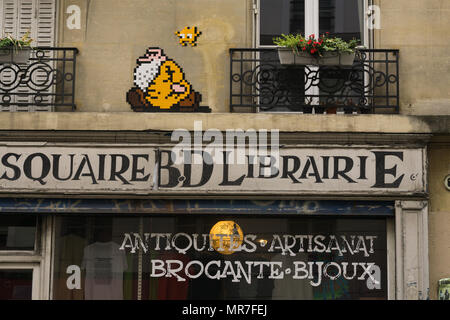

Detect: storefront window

[0,215,37,251]
[0,270,33,300]
[53,214,387,300]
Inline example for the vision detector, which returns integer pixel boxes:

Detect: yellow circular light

[209,221,243,255]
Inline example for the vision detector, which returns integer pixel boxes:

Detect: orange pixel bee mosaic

[175,26,202,47]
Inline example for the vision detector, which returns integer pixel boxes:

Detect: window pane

[260,0,305,45]
[0,215,37,250]
[53,216,139,300]
[319,0,364,42]
[0,270,33,300]
[53,215,387,300]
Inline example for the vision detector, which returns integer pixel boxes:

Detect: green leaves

[273,34,303,49]
[273,33,360,56]
[0,31,33,50]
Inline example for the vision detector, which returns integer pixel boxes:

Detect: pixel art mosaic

[175,26,201,47]
[126,47,210,112]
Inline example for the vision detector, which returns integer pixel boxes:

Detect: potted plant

[0,31,33,64]
[274,33,359,66]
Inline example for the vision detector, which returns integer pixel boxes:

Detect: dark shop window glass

[260,0,305,45]
[53,215,387,300]
[0,215,37,251]
[0,270,33,300]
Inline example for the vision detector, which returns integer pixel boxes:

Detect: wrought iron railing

[0,47,78,112]
[229,48,399,114]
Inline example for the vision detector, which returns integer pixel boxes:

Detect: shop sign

[0,145,425,195]
[119,223,383,289]
[0,145,156,193]
[158,147,426,194]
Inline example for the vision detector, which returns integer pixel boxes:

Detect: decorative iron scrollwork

[230,48,399,114]
[0,47,78,111]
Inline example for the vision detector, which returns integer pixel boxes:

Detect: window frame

[253,0,372,114]
[0,214,53,300]
[0,263,40,300]
[255,0,371,49]
[50,212,395,300]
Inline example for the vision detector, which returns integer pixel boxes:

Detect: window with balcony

[230,0,399,114]
[0,0,78,112]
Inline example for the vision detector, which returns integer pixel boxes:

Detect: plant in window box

[0,31,33,64]
[274,33,360,66]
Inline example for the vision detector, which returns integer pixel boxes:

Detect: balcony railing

[0,47,78,112]
[229,48,399,114]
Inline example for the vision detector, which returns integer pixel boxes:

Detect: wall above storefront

[0,113,448,135]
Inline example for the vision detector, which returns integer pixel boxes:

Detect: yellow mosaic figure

[175,26,201,47]
[127,48,202,111]
[144,58,191,109]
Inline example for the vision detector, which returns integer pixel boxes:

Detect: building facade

[0,0,448,300]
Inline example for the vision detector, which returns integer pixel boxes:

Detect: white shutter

[0,0,19,111]
[0,0,56,112]
[35,0,55,47]
[30,0,57,111]
[14,0,36,110]
[1,0,17,38]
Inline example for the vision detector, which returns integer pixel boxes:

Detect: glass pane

[0,270,33,300]
[0,215,37,250]
[53,215,387,300]
[53,216,139,300]
[260,0,305,45]
[319,0,364,42]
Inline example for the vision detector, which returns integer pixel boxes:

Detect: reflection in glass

[319,0,364,42]
[0,270,33,300]
[260,0,364,45]
[53,215,387,300]
[260,0,305,45]
[0,215,37,250]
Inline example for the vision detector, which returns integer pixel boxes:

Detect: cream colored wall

[375,0,450,115]
[59,0,252,112]
[428,142,450,300]
[54,1,450,301]
[59,0,450,116]
[375,0,450,300]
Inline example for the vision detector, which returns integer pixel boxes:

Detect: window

[53,215,388,300]
[0,0,56,112]
[254,0,369,113]
[0,213,45,300]
[258,0,367,47]
[0,269,33,299]
[0,214,38,251]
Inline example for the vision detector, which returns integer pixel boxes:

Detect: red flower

[311,49,315,54]
[308,40,312,45]
[302,46,306,51]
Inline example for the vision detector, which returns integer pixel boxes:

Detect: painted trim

[386,218,396,299]
[0,198,394,216]
[395,200,429,300]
